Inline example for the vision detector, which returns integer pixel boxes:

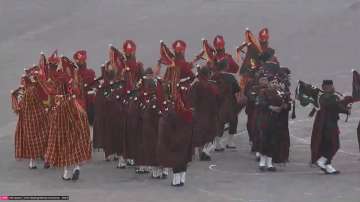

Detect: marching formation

[10,27,360,187]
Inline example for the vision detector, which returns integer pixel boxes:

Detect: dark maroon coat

[189,78,220,147]
[311,93,348,163]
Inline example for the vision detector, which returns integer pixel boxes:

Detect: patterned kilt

[44,97,91,167]
[15,87,49,159]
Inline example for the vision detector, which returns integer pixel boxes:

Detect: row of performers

[11,28,299,186]
[11,38,245,187]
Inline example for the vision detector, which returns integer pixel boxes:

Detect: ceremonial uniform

[13,73,49,169]
[245,82,265,160]
[156,40,195,186]
[135,68,165,176]
[73,50,96,125]
[212,35,239,73]
[189,66,220,161]
[311,80,349,174]
[211,63,241,151]
[93,59,124,162]
[121,40,145,169]
[258,28,280,76]
[43,56,91,181]
[256,80,284,171]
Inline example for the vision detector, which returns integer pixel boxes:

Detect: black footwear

[72,169,80,181]
[161,173,168,179]
[267,167,277,172]
[259,166,266,172]
[116,165,126,169]
[28,166,37,170]
[214,148,225,152]
[62,176,71,181]
[135,169,145,174]
[43,162,50,169]
[226,145,236,149]
[179,182,184,186]
[127,161,135,166]
[199,152,211,161]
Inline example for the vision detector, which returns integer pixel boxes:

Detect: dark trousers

[228,116,238,135]
[173,165,187,173]
[319,136,334,164]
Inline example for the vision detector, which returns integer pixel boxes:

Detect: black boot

[199,152,211,161]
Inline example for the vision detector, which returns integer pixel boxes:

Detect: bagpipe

[10,85,24,113]
[158,41,193,122]
[274,84,296,119]
[237,28,263,75]
[236,29,263,95]
[10,64,41,113]
[295,77,356,120]
[192,38,216,64]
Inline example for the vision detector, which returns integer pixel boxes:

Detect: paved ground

[0,0,360,201]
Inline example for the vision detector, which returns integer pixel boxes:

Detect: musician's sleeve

[324,94,348,114]
[226,54,240,73]
[231,75,241,94]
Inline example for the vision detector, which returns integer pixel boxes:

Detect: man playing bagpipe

[245,73,268,161]
[121,40,145,169]
[257,28,281,79]
[155,40,195,187]
[256,76,291,171]
[73,50,96,125]
[272,68,293,164]
[92,46,125,164]
[40,55,91,181]
[189,65,220,161]
[211,59,242,151]
[11,61,49,170]
[135,67,166,177]
[194,35,239,74]
[311,80,352,174]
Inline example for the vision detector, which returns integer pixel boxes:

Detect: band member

[135,67,164,175]
[256,77,285,171]
[211,60,242,151]
[258,28,280,76]
[212,35,239,73]
[244,75,262,159]
[122,40,144,168]
[73,50,96,125]
[190,65,220,161]
[312,80,350,174]
[93,45,129,164]
[43,56,91,181]
[12,67,49,169]
[93,46,124,163]
[156,40,195,187]
[194,36,239,74]
[272,71,292,164]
